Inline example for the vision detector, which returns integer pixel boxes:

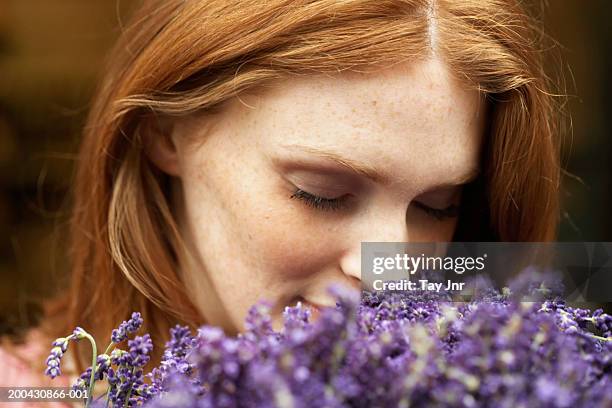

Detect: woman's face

[154,57,486,332]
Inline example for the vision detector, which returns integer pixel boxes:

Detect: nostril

[347,275,362,291]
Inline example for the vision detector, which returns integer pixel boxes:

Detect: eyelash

[290,188,460,220]
[290,189,349,212]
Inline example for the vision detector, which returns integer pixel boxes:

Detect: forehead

[212,57,486,190]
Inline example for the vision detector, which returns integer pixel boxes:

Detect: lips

[294,297,325,321]
[300,299,322,320]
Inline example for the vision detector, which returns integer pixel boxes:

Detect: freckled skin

[169,57,486,333]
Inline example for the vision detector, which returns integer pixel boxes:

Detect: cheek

[180,172,336,331]
[234,193,336,280]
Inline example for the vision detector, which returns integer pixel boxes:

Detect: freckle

[372,100,377,106]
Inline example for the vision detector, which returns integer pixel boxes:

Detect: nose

[339,209,409,285]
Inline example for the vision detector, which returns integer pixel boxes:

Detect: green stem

[587,333,612,342]
[81,332,98,408]
[104,342,114,355]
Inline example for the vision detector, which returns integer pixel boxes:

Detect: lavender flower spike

[129,333,154,367]
[44,336,72,379]
[111,312,144,343]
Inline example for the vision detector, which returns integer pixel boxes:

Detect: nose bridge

[339,206,409,282]
[360,202,410,243]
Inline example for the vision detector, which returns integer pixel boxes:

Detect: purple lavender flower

[140,275,611,408]
[45,271,612,407]
[94,334,156,407]
[44,336,72,379]
[129,334,154,367]
[111,312,144,343]
[147,325,199,397]
[72,354,111,390]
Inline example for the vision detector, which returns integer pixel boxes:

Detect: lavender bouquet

[46,275,611,407]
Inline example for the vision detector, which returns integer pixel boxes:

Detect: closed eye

[290,189,349,211]
[291,188,460,220]
[412,201,460,221]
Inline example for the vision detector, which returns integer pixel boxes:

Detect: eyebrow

[279,144,480,187]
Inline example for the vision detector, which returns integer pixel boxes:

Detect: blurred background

[0,1,611,336]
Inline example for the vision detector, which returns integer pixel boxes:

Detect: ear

[142,115,181,177]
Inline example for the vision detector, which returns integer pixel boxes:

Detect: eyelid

[414,185,463,203]
[286,171,359,194]
[412,201,460,220]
